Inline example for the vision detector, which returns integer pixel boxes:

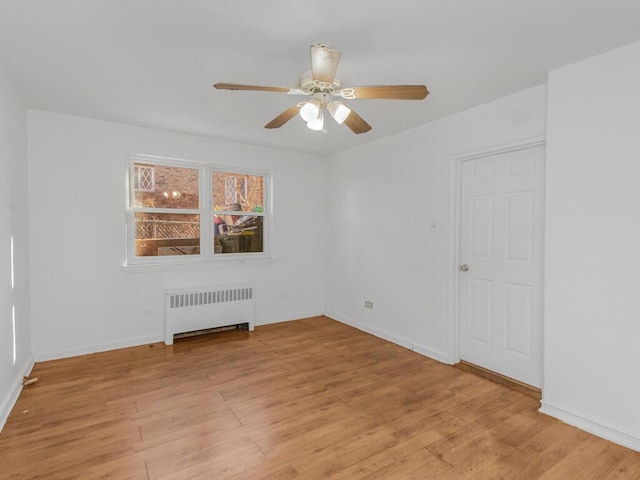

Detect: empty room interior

[2,1,640,478]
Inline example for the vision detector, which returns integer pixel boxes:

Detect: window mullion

[131,207,199,215]
[200,165,212,258]
[212,210,265,216]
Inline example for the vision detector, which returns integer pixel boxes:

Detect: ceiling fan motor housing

[299,70,341,94]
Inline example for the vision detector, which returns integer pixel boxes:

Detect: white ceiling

[1,0,640,156]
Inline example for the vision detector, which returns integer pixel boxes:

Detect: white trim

[257,311,326,326]
[447,154,462,364]
[447,136,547,366]
[540,400,640,452]
[32,315,325,361]
[0,356,35,433]
[33,334,161,362]
[130,207,200,215]
[128,152,203,166]
[325,310,450,364]
[451,136,547,162]
[122,255,276,273]
[200,162,213,258]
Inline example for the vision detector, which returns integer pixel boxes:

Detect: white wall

[325,85,547,362]
[542,41,640,450]
[16,40,640,452]
[0,66,32,429]
[27,111,326,360]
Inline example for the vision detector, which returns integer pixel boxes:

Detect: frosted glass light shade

[299,98,321,122]
[327,101,351,124]
[306,110,324,131]
[310,44,341,83]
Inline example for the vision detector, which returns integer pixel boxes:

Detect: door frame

[447,136,546,367]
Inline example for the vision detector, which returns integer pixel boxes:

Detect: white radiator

[164,284,254,345]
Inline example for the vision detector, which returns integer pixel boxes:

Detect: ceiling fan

[214,44,429,134]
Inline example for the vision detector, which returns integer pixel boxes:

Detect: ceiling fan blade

[310,44,341,84]
[214,83,292,93]
[343,108,372,134]
[341,85,429,100]
[264,105,301,129]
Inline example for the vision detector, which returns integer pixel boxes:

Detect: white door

[458,144,545,388]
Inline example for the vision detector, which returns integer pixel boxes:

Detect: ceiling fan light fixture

[327,101,351,124]
[306,109,324,131]
[215,43,428,135]
[299,98,321,122]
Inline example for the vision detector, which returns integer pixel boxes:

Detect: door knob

[459,264,469,272]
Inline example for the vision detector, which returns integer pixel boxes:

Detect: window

[127,155,268,264]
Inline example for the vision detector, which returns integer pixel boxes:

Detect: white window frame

[125,154,271,268]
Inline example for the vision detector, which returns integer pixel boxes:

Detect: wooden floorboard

[1,316,639,479]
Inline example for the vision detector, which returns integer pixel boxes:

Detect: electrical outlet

[364,300,373,309]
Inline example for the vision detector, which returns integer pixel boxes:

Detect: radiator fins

[169,287,253,309]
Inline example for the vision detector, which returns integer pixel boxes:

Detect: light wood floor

[2,316,639,479]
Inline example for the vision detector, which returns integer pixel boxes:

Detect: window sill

[122,255,276,273]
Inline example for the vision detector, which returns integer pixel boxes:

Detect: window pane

[212,171,264,213]
[133,163,199,209]
[135,212,200,256]
[214,215,263,254]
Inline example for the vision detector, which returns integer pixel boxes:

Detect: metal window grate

[134,165,154,191]
[224,176,248,205]
[224,176,238,204]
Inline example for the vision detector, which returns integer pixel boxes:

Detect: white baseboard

[33,312,327,361]
[540,400,640,452]
[256,311,325,327]
[32,310,329,362]
[33,334,162,362]
[0,356,35,433]
[324,310,450,365]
